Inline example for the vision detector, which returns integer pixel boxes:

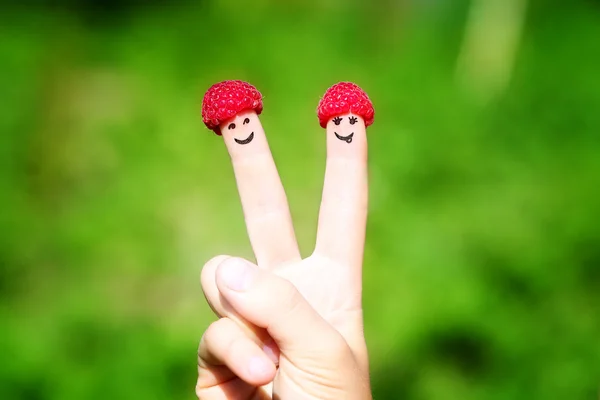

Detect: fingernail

[219,259,253,291]
[248,356,271,378]
[262,339,280,365]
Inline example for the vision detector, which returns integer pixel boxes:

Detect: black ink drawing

[234,132,254,145]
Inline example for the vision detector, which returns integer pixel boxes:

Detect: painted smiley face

[227,117,254,145]
[332,115,359,143]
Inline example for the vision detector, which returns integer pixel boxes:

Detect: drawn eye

[333,117,342,125]
[228,123,236,130]
[243,117,250,125]
[349,116,358,125]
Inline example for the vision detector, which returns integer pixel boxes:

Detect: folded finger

[198,318,277,388]
[201,255,279,359]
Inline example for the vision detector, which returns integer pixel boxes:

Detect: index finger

[202,81,301,269]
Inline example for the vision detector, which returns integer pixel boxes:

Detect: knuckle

[200,255,230,289]
[328,333,351,357]
[313,331,352,363]
[201,318,232,349]
[195,382,213,400]
[276,277,303,312]
[223,335,246,362]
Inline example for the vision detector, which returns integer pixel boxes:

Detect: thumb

[214,257,343,354]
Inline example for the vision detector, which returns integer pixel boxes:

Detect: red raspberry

[201,80,263,135]
[317,82,374,129]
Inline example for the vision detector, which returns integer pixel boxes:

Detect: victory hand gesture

[196,81,375,400]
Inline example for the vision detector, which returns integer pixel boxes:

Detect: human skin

[196,109,371,399]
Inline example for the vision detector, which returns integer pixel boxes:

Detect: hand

[196,108,371,399]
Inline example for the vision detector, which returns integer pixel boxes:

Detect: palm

[277,256,361,330]
[197,111,369,399]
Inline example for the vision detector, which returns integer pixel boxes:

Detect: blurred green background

[1,0,599,398]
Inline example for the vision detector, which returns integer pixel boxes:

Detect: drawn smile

[234,132,254,145]
[334,132,354,143]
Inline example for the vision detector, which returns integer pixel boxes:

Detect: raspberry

[201,80,263,135]
[317,82,374,129]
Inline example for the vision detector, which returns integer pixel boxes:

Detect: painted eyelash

[349,116,358,125]
[333,117,342,125]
